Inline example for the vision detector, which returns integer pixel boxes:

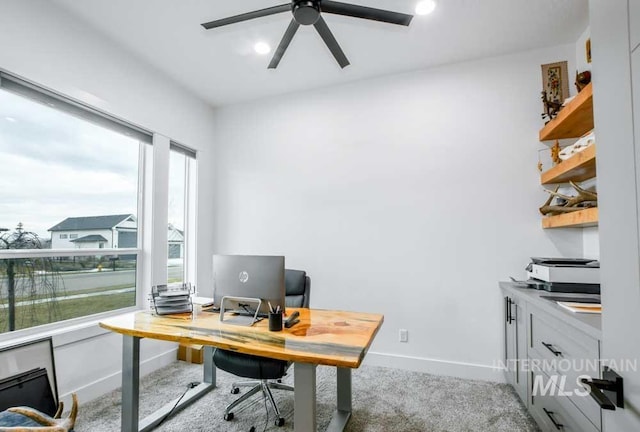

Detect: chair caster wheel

[275,417,285,427]
[249,427,256,432]
[231,387,240,394]
[224,412,234,421]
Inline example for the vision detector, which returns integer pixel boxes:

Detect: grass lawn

[1,286,136,331]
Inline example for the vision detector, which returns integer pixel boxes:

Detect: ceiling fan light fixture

[201,1,414,68]
[415,0,437,16]
[254,41,271,55]
[293,0,321,25]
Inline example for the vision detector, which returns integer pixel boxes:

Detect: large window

[0,73,151,334]
[167,144,196,284]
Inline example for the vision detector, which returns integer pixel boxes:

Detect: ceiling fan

[201,0,414,69]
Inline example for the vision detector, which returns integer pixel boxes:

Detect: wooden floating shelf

[539,83,594,141]
[541,145,597,185]
[542,207,598,229]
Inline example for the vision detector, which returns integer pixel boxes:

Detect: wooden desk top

[100,308,384,368]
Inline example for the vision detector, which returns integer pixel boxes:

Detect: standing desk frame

[102,308,383,432]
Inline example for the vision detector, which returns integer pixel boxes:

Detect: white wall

[576,26,593,74]
[212,44,582,381]
[0,0,215,403]
[576,26,601,259]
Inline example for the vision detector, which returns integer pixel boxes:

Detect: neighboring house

[48,214,137,250]
[48,215,184,258]
[168,223,184,259]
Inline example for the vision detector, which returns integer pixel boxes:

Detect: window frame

[168,143,197,285]
[0,70,161,341]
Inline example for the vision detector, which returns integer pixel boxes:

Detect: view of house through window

[0,86,143,333]
[168,149,187,284]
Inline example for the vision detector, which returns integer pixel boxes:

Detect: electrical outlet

[399,329,408,343]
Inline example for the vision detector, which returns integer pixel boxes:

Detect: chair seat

[213,349,287,380]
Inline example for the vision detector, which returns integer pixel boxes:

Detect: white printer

[525,257,600,293]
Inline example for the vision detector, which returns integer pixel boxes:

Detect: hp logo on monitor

[239,271,249,283]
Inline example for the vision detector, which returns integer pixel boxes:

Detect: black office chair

[213,269,310,427]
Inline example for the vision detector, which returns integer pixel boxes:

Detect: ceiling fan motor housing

[292,0,321,25]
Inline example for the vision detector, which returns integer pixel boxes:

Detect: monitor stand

[219,296,262,326]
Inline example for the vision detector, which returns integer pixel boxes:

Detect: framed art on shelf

[541,61,570,107]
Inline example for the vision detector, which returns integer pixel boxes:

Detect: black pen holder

[268,312,283,331]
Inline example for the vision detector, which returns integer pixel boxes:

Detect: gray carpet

[77,361,539,431]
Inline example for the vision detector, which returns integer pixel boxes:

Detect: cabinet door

[513,299,527,402]
[504,296,527,402]
[590,1,640,430]
[504,296,517,386]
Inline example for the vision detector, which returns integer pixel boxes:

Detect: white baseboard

[363,351,506,383]
[58,349,505,407]
[59,348,179,404]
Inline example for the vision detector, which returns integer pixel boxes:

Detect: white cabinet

[501,283,604,432]
[504,294,527,402]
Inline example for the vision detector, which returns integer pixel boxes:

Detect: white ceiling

[53,0,589,107]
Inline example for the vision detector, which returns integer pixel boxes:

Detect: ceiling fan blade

[320,1,413,26]
[268,19,301,69]
[313,16,350,68]
[201,4,291,29]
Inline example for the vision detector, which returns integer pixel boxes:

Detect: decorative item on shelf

[150,282,194,315]
[575,70,592,93]
[537,146,552,172]
[559,130,595,161]
[586,38,592,63]
[541,90,563,122]
[551,140,562,165]
[539,181,598,216]
[540,61,570,123]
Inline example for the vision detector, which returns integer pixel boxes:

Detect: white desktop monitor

[212,255,285,317]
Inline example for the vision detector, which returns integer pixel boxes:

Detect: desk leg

[294,362,317,432]
[326,367,352,432]
[202,345,216,385]
[137,346,217,431]
[122,335,140,432]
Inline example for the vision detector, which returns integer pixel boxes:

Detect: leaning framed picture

[541,61,570,107]
[0,337,58,412]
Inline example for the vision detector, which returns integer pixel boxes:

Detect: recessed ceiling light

[4,117,17,123]
[254,42,271,55]
[415,0,437,15]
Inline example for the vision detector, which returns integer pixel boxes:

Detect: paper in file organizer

[151,283,193,315]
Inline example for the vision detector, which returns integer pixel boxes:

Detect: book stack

[151,283,193,315]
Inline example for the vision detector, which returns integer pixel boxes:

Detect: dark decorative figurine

[541,91,563,123]
[575,70,592,93]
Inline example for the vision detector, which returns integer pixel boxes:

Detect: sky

[0,89,185,240]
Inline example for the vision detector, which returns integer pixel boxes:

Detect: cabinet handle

[505,297,514,324]
[542,342,562,357]
[505,297,510,323]
[543,408,564,430]
[580,367,624,410]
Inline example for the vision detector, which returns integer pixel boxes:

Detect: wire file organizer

[150,282,194,315]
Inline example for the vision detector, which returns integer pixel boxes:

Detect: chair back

[284,269,310,308]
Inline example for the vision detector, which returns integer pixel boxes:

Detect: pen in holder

[268,302,283,331]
